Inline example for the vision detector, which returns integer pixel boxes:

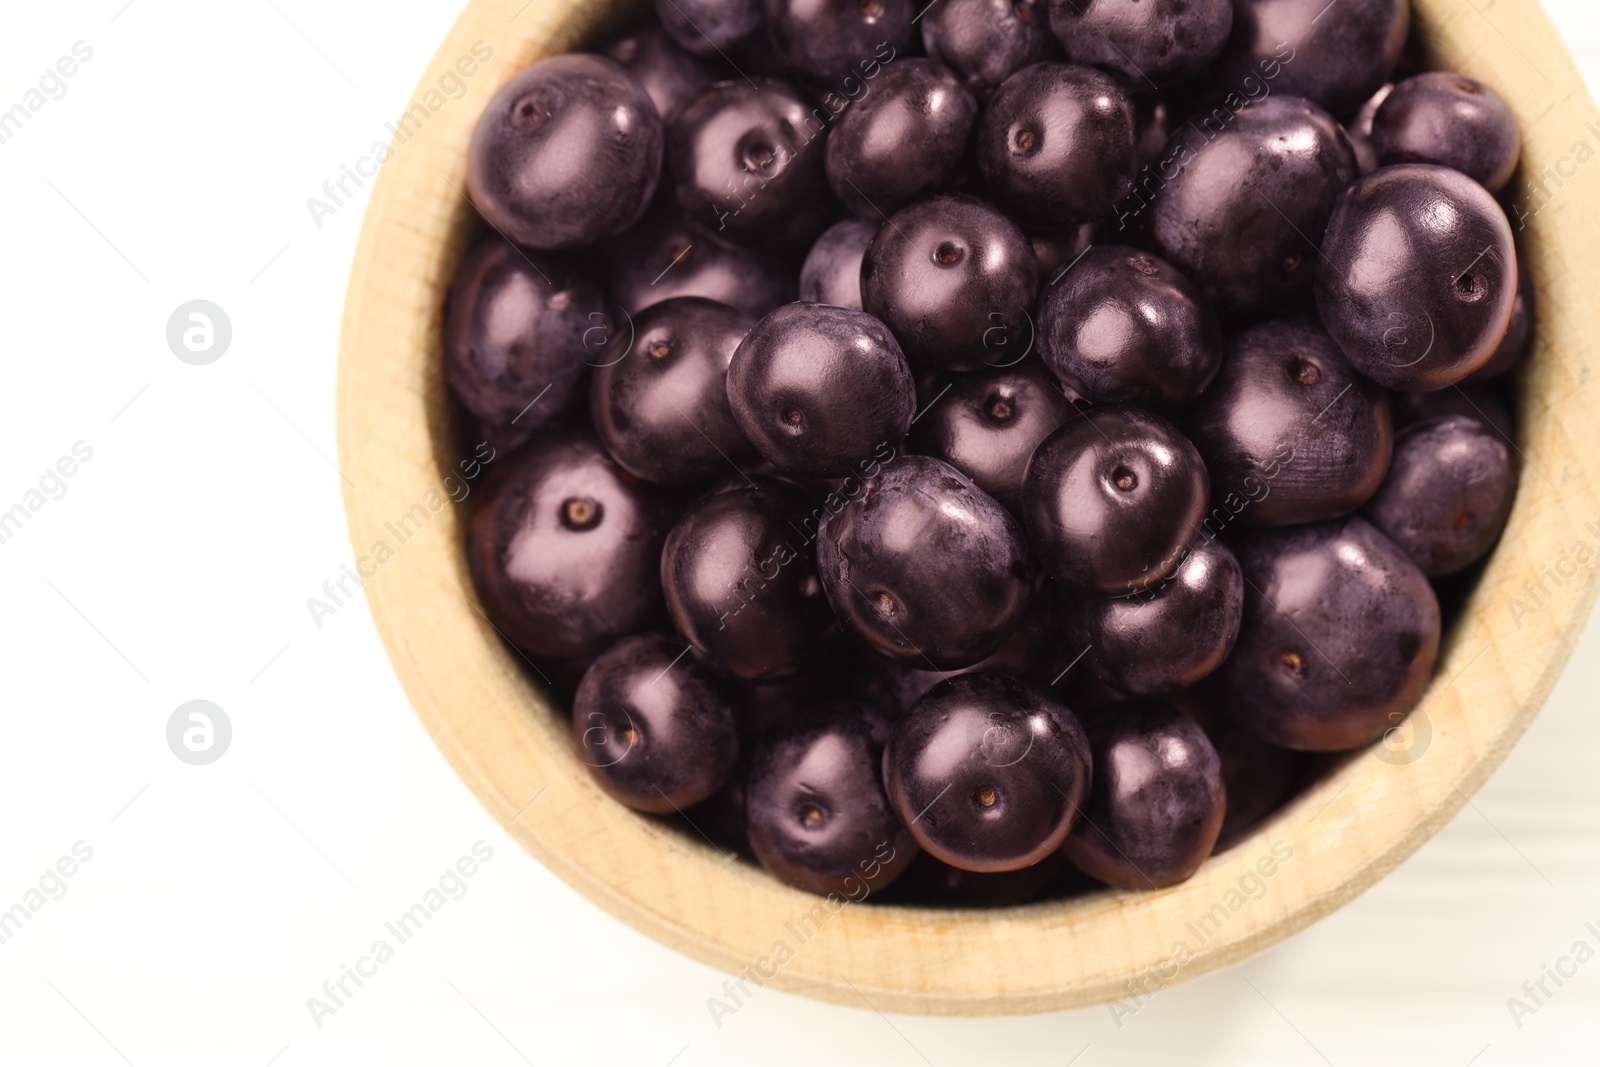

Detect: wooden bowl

[338,0,1600,1014]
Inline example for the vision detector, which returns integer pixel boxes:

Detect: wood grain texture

[336,0,1600,1015]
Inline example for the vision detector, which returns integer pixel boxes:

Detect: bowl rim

[337,0,1600,1015]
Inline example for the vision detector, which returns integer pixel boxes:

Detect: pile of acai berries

[448,0,1527,905]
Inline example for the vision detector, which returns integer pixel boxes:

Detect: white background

[0,2,1597,1064]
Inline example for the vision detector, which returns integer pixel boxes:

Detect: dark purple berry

[1393,384,1514,444]
[826,59,979,218]
[662,475,834,681]
[746,703,918,895]
[799,218,878,309]
[1063,700,1224,888]
[605,24,721,120]
[921,0,1059,99]
[1023,407,1209,594]
[1372,72,1520,193]
[1186,318,1393,528]
[976,62,1137,230]
[884,672,1091,872]
[1144,97,1357,316]
[604,205,797,318]
[1133,92,1178,170]
[1316,164,1518,391]
[763,0,912,85]
[591,297,756,485]
[468,425,681,658]
[860,194,1039,372]
[468,55,663,249]
[889,849,1066,906]
[1348,82,1396,175]
[657,0,764,57]
[445,238,605,449]
[727,302,916,477]
[864,595,1070,714]
[1364,415,1517,577]
[686,773,752,854]
[818,455,1034,669]
[906,359,1073,513]
[1217,516,1440,752]
[1064,535,1244,696]
[1030,221,1100,284]
[1048,0,1233,88]
[1036,245,1223,410]
[668,78,832,249]
[1187,700,1300,849]
[1213,0,1410,118]
[573,633,740,811]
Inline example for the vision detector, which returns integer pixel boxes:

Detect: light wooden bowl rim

[337,0,1600,1015]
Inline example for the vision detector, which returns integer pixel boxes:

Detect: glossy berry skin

[799,218,878,310]
[1364,415,1517,577]
[604,24,720,120]
[1036,245,1223,411]
[1213,0,1410,118]
[861,195,1039,373]
[468,54,663,250]
[668,79,832,249]
[1048,0,1232,89]
[662,476,833,682]
[445,238,604,448]
[819,456,1033,668]
[573,633,740,812]
[1146,97,1358,316]
[1465,260,1531,383]
[605,206,797,318]
[1186,318,1392,528]
[1024,407,1209,594]
[1218,517,1441,752]
[906,359,1073,513]
[976,63,1137,230]
[1316,164,1518,391]
[1064,536,1244,696]
[468,425,681,659]
[746,704,918,896]
[921,0,1059,99]
[656,0,764,58]
[885,673,1091,872]
[763,0,912,86]
[826,59,979,219]
[1372,73,1520,194]
[727,302,915,477]
[590,297,756,485]
[1064,701,1224,889]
